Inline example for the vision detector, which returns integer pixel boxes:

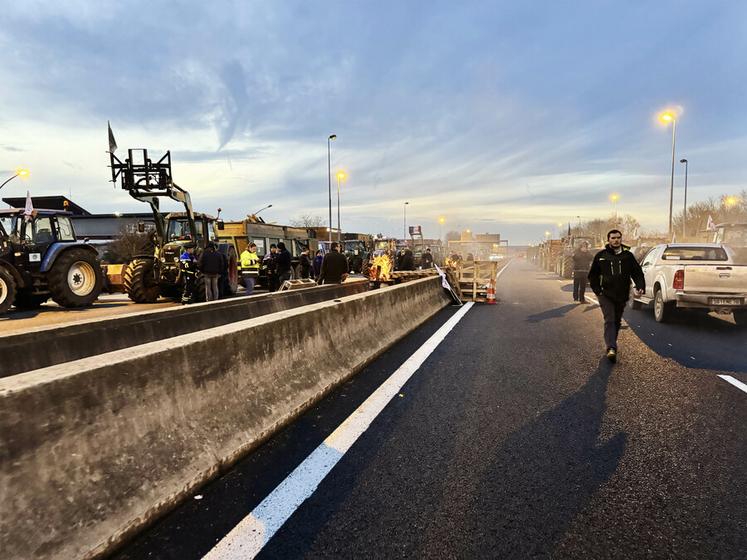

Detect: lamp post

[403,201,409,245]
[609,193,620,223]
[336,171,346,244]
[327,134,337,244]
[680,159,688,239]
[253,203,272,216]
[659,110,677,238]
[0,168,30,191]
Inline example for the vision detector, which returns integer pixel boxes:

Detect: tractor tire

[48,249,103,308]
[225,246,238,295]
[13,291,48,309]
[0,267,17,314]
[123,258,161,303]
[193,274,206,303]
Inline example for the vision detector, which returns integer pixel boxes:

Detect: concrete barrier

[0,276,451,560]
[0,281,368,378]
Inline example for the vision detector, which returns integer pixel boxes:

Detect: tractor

[107,148,237,303]
[712,222,747,263]
[0,208,103,313]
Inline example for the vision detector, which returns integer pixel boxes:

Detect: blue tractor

[0,208,104,313]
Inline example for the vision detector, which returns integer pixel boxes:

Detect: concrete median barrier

[0,280,368,378]
[0,276,451,560]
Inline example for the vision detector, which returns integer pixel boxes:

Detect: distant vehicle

[630,243,747,325]
[712,222,747,264]
[0,208,103,313]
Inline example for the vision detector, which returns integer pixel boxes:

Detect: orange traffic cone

[486,281,496,304]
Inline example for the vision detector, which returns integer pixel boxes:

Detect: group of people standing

[179,242,231,303]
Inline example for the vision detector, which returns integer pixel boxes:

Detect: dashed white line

[202,302,475,560]
[718,375,747,395]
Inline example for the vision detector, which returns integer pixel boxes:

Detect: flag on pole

[706,215,716,231]
[108,120,118,153]
[24,191,34,222]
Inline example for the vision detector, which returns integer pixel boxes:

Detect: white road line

[203,302,475,560]
[718,375,747,395]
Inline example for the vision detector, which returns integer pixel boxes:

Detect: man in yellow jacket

[240,243,261,295]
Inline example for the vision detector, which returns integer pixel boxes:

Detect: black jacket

[588,244,645,301]
[421,252,434,268]
[276,248,292,275]
[198,249,224,275]
[572,250,593,273]
[399,249,415,271]
[318,251,348,284]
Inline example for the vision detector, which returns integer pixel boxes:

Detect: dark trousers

[598,294,626,350]
[573,273,587,301]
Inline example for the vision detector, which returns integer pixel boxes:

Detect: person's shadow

[456,359,626,558]
[527,303,577,323]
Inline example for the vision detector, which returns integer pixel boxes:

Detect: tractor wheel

[48,249,104,308]
[13,291,48,309]
[193,275,206,303]
[0,268,17,314]
[123,258,161,303]
[225,246,238,295]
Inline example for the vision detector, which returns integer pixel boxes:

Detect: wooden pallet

[455,260,506,302]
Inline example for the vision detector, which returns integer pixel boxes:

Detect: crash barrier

[0,281,368,378]
[0,276,451,560]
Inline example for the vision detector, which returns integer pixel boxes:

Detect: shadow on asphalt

[1,301,131,320]
[462,358,627,557]
[526,303,577,323]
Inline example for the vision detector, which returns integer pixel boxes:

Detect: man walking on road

[572,242,593,303]
[588,229,645,362]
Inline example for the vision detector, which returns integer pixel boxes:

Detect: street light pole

[327,134,336,245]
[403,201,409,245]
[668,118,677,239]
[680,159,688,239]
[336,171,346,244]
[252,204,272,216]
[0,168,30,191]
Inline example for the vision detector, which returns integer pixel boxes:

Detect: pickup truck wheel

[0,268,17,314]
[653,289,674,323]
[49,249,104,308]
[733,310,747,327]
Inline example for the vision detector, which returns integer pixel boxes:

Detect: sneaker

[606,348,617,363]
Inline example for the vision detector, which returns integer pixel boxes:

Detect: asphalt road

[111,259,747,560]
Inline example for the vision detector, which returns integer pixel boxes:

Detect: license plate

[709,298,742,306]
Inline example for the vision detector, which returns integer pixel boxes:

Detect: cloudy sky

[1,1,746,243]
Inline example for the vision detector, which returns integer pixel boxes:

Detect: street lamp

[253,204,272,216]
[403,201,409,245]
[0,167,30,191]
[327,134,337,245]
[679,159,688,239]
[336,171,346,243]
[609,193,620,223]
[438,216,445,240]
[659,110,678,238]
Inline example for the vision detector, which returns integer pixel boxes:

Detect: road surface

[110,259,747,559]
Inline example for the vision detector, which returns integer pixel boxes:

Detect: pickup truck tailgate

[683,264,747,294]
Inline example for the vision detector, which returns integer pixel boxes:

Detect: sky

[1,0,746,244]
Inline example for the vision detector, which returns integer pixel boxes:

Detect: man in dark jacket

[588,229,645,362]
[298,247,312,279]
[276,242,292,286]
[572,242,593,303]
[318,242,348,284]
[198,242,223,301]
[421,247,434,268]
[399,248,415,271]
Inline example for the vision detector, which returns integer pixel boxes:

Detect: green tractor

[109,148,237,303]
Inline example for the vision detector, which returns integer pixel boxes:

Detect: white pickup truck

[631,243,747,325]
